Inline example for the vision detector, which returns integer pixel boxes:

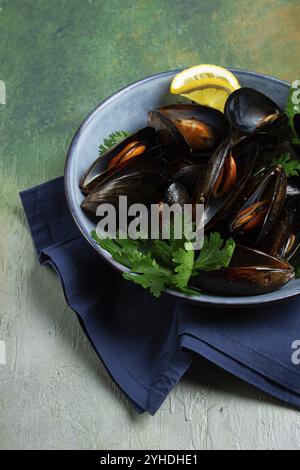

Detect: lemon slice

[170,64,241,112]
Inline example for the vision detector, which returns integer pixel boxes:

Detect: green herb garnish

[271,152,300,177]
[99,130,130,156]
[193,233,236,275]
[92,229,235,298]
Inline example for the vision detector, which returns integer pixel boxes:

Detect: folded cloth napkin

[177,303,300,408]
[20,177,192,415]
[21,177,300,413]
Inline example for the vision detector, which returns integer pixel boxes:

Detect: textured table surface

[1,0,300,450]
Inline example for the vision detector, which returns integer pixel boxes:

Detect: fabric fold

[177,302,300,408]
[20,177,192,415]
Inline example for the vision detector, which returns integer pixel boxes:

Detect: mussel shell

[191,245,294,296]
[230,165,287,245]
[80,127,158,194]
[257,205,296,259]
[172,161,205,195]
[164,182,190,206]
[149,104,230,157]
[81,155,171,216]
[193,138,258,228]
[231,132,277,170]
[224,88,282,135]
[148,110,189,157]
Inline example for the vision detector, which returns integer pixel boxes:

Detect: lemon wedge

[170,64,241,112]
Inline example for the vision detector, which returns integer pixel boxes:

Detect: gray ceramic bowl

[65,69,300,307]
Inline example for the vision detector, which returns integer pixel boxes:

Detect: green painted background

[0,0,299,229]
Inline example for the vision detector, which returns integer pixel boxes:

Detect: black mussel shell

[148,110,189,158]
[257,204,295,259]
[191,245,294,296]
[231,132,278,171]
[193,138,258,228]
[224,88,283,135]
[230,165,287,245]
[148,104,230,157]
[81,155,171,216]
[164,182,190,206]
[80,127,158,194]
[172,161,205,195]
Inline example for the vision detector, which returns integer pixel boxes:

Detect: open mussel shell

[148,109,190,157]
[148,104,230,158]
[230,165,287,245]
[257,203,300,260]
[191,245,295,296]
[80,127,158,195]
[193,138,259,228]
[81,154,171,216]
[224,88,284,136]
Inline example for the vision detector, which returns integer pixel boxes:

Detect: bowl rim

[64,68,300,308]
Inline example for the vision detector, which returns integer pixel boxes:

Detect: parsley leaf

[124,256,170,298]
[193,233,235,275]
[271,152,300,177]
[98,131,130,156]
[172,244,194,289]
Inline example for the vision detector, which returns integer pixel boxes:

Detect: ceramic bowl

[65,69,300,307]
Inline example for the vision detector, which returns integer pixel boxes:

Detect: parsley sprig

[92,230,235,297]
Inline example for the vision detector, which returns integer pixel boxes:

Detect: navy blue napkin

[20,177,192,415]
[177,303,300,408]
[21,177,300,413]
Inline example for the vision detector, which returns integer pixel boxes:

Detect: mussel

[230,165,287,245]
[148,104,230,157]
[81,154,171,216]
[192,137,259,228]
[225,88,287,136]
[80,127,159,195]
[191,245,294,295]
[257,203,300,260]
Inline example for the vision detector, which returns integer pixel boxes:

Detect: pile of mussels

[80,88,300,296]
